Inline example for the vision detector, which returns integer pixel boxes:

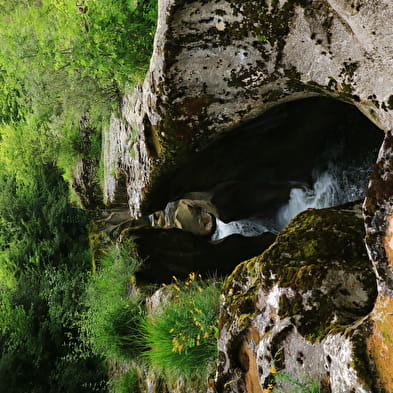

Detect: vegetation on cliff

[0,0,157,391]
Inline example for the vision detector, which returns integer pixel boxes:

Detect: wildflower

[169,328,175,333]
[270,367,277,374]
[161,283,167,287]
[194,308,202,313]
[197,287,203,292]
[173,284,181,291]
[189,272,195,280]
[203,332,209,338]
[172,275,178,281]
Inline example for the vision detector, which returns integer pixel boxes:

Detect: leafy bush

[80,241,145,361]
[143,274,221,382]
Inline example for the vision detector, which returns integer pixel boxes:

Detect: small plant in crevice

[79,240,146,361]
[109,367,139,393]
[264,368,321,393]
[142,273,221,383]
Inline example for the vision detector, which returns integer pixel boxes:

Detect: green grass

[142,275,221,383]
[80,240,146,361]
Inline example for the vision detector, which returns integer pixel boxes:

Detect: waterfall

[276,163,369,229]
[211,217,272,241]
[212,161,372,240]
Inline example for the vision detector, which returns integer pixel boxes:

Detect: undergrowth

[79,240,145,361]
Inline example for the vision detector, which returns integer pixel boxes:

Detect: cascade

[212,155,376,240]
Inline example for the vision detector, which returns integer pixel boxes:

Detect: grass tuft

[143,274,221,383]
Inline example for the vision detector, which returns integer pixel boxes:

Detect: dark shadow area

[143,97,383,222]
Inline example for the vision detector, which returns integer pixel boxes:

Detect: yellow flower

[172,275,178,281]
[189,272,195,280]
[197,287,203,292]
[173,284,181,291]
[270,367,277,374]
[169,328,175,333]
[203,332,209,338]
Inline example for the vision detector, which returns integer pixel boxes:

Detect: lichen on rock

[217,201,378,392]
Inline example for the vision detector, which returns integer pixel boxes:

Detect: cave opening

[135,97,384,283]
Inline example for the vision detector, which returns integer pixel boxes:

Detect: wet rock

[150,199,216,236]
[216,201,377,392]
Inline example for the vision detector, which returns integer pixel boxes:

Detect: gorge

[94,0,393,391]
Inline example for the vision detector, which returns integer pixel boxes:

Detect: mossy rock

[255,200,377,341]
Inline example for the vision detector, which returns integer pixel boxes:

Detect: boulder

[102,0,390,219]
[216,201,378,392]
[149,199,216,236]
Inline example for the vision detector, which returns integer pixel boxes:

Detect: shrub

[143,274,221,382]
[80,241,145,361]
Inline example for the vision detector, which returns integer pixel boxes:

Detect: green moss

[342,62,359,78]
[350,321,377,389]
[215,9,227,16]
[256,202,376,341]
[387,95,393,110]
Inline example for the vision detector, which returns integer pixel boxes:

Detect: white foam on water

[211,162,371,240]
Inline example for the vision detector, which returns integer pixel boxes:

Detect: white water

[211,217,272,241]
[212,162,370,240]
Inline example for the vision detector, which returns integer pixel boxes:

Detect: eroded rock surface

[217,201,377,392]
[103,0,393,219]
[363,131,393,392]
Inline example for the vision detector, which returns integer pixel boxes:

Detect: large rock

[363,131,393,392]
[149,199,216,236]
[103,0,391,219]
[216,201,378,392]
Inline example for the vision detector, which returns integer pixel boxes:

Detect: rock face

[103,0,393,219]
[98,1,393,391]
[363,131,393,392]
[216,202,377,393]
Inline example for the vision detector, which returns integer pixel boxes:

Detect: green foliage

[143,275,221,382]
[0,165,107,392]
[265,370,321,393]
[0,0,157,181]
[109,367,139,393]
[0,0,158,391]
[80,241,145,361]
